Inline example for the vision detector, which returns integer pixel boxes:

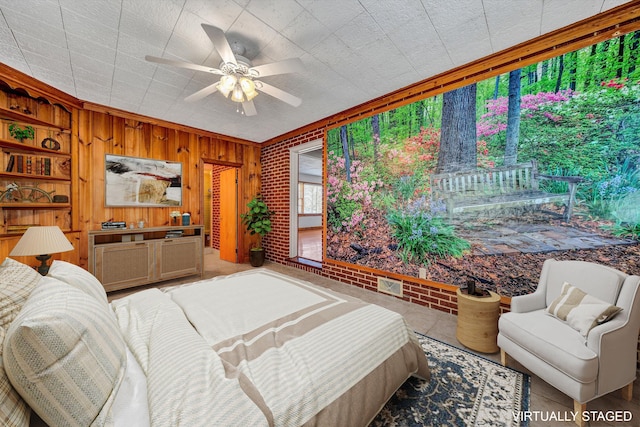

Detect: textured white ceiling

[0,0,630,143]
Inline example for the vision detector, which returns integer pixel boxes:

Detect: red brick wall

[261,128,511,316]
[261,129,324,263]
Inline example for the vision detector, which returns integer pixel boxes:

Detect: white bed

[0,258,429,427]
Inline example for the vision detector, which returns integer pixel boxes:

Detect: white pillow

[0,257,42,427]
[546,282,622,336]
[0,326,30,427]
[47,260,108,307]
[3,277,126,427]
[0,258,42,329]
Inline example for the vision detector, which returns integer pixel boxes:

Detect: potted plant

[8,123,35,142]
[240,195,274,267]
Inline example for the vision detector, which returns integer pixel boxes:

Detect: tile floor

[109,249,640,427]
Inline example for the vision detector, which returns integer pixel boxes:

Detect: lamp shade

[10,226,74,256]
[218,75,237,97]
[240,77,258,101]
[230,84,244,103]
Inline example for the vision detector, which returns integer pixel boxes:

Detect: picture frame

[104,154,182,207]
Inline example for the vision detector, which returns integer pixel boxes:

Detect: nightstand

[456,288,501,353]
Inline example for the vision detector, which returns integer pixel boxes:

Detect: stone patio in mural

[462,221,634,256]
[433,209,639,296]
[327,206,640,297]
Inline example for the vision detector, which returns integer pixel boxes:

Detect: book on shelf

[5,154,14,172]
[165,230,184,238]
[3,153,53,176]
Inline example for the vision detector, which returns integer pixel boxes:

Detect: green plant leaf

[242,195,274,239]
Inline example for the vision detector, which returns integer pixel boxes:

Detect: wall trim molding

[289,139,323,258]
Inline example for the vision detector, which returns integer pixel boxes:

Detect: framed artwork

[105,154,182,207]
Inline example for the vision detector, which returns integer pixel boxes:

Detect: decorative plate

[41,137,61,151]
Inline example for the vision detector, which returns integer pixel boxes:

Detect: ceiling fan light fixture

[147,25,303,115]
[230,84,245,103]
[218,75,237,97]
[239,77,254,92]
[239,77,258,101]
[244,89,258,101]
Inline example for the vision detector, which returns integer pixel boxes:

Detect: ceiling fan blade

[145,55,223,75]
[242,101,257,116]
[201,24,236,65]
[255,81,302,107]
[184,82,220,102]
[250,58,304,78]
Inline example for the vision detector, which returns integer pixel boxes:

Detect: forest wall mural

[326,31,640,297]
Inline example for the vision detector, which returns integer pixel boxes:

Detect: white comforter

[110,269,429,427]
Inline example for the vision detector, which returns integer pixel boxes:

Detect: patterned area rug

[371,333,530,426]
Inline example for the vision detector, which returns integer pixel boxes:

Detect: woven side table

[456,288,501,353]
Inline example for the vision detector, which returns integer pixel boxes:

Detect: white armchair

[497,259,640,427]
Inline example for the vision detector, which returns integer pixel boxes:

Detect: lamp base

[35,254,52,276]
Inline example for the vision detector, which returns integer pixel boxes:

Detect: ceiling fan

[145,24,304,116]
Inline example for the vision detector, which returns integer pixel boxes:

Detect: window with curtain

[298,182,322,214]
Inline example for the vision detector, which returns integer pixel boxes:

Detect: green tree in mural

[340,125,351,183]
[437,84,477,173]
[504,68,522,165]
[628,32,640,75]
[371,113,380,165]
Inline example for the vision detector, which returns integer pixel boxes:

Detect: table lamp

[10,226,74,275]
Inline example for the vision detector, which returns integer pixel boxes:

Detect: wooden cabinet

[156,236,202,281]
[0,95,73,235]
[94,241,155,290]
[88,225,204,292]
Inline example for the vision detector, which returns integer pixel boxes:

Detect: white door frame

[289,139,322,258]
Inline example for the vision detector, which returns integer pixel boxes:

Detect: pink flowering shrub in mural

[327,153,382,232]
[478,90,576,137]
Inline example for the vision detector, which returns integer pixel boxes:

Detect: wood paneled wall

[0,65,262,270]
[76,110,261,268]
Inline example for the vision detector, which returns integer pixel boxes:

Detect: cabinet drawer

[157,237,201,280]
[94,242,154,292]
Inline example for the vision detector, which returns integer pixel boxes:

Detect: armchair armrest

[586,317,627,350]
[586,316,638,396]
[587,274,640,396]
[510,290,546,313]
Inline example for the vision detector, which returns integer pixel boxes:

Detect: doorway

[289,140,323,262]
[205,162,240,263]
